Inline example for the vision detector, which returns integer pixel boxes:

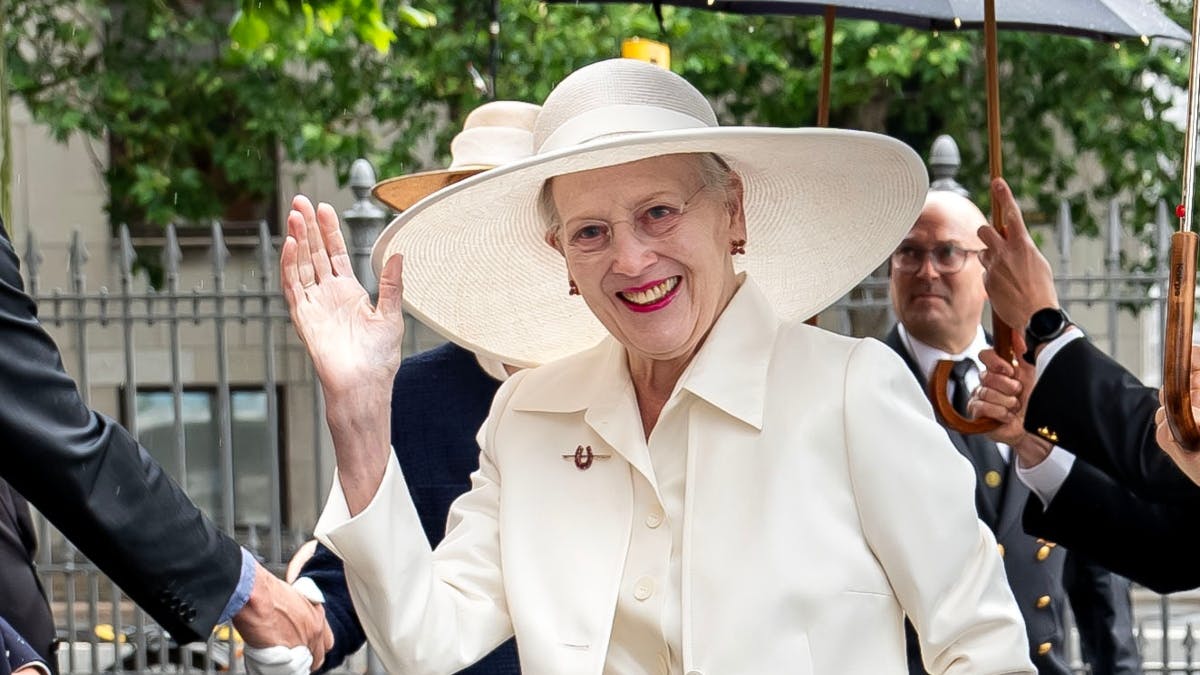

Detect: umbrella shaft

[1182,0,1200,233]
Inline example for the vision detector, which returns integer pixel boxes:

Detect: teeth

[622,277,678,305]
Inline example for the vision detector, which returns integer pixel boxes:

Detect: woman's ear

[544,228,565,256]
[727,172,748,242]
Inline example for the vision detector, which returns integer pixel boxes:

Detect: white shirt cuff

[1015,445,1075,509]
[1034,327,1085,382]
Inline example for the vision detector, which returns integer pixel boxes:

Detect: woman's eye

[573,224,607,241]
[645,205,678,221]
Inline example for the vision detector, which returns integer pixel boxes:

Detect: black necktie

[948,359,1007,523]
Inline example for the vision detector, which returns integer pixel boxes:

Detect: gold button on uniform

[1036,426,1059,443]
[1036,545,1051,561]
[1037,642,1053,656]
[997,543,1006,557]
[1036,595,1051,609]
[984,470,1002,488]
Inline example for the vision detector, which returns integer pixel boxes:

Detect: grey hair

[540,152,739,246]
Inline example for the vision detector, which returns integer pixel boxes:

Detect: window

[129,386,287,531]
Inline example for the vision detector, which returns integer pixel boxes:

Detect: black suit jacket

[0,220,242,642]
[1023,337,1200,594]
[885,327,1140,674]
[0,478,55,666]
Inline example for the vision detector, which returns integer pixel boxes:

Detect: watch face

[1029,308,1066,339]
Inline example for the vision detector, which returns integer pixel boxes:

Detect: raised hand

[976,178,1059,332]
[280,196,406,397]
[280,195,406,513]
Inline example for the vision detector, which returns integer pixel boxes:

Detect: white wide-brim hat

[376,58,928,368]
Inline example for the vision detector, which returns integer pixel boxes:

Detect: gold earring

[730,239,746,255]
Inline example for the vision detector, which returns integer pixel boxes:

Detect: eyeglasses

[561,184,710,255]
[890,243,984,274]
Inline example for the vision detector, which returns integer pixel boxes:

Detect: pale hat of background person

[369,100,539,286]
[370,100,541,213]
[377,58,928,368]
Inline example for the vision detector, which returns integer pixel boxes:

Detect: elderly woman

[282,59,1032,674]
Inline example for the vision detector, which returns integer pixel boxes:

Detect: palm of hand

[281,196,407,396]
[292,274,404,395]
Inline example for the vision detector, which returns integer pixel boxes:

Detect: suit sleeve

[0,223,242,643]
[1027,338,1194,501]
[315,372,525,675]
[0,615,50,675]
[1023,457,1200,594]
[297,543,367,673]
[844,339,1033,674]
[1062,552,1141,675]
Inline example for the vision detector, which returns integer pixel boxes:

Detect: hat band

[538,104,713,154]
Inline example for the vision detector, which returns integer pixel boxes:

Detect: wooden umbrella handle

[1164,231,1200,451]
[929,325,1010,434]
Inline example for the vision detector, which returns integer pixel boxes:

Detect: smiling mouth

[618,276,680,308]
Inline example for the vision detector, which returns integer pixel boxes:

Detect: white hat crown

[533,59,719,154]
[448,100,540,169]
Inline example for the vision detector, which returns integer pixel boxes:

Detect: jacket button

[1036,545,1051,561]
[646,510,664,529]
[984,470,1002,488]
[1037,641,1053,656]
[633,578,655,601]
[1036,595,1051,609]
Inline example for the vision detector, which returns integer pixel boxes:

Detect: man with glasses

[886,190,1140,675]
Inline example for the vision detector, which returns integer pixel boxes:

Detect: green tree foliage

[5,0,1190,247]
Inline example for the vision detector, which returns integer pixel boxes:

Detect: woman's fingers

[317,202,356,278]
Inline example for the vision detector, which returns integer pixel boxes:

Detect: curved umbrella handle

[1164,231,1200,451]
[928,323,1011,434]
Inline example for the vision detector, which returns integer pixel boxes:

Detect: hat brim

[371,166,492,212]
[379,127,927,368]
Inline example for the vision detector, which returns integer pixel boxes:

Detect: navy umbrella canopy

[591,0,1189,41]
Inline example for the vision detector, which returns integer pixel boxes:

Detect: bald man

[885,190,1140,675]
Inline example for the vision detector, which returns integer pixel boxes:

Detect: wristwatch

[1022,307,1072,365]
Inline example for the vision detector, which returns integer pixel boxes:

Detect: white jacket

[316,277,1033,675]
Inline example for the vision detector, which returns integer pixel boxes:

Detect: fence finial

[343,158,389,298]
[928,134,969,198]
[209,220,230,276]
[118,225,137,276]
[163,224,183,280]
[23,229,42,293]
[69,229,89,281]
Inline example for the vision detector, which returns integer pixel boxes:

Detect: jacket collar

[510,274,777,432]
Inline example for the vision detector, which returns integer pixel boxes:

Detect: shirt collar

[898,323,989,383]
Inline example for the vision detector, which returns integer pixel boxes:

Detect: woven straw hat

[377,58,927,367]
[371,100,541,212]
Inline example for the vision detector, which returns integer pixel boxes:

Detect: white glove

[243,578,328,675]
